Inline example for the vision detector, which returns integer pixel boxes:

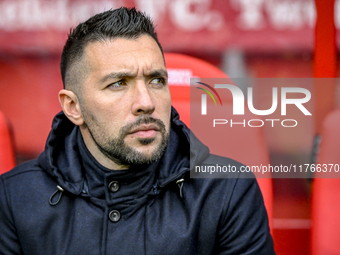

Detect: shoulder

[188,153,265,223]
[187,153,262,211]
[0,159,56,203]
[187,169,260,207]
[188,155,275,254]
[1,159,42,180]
[0,159,50,189]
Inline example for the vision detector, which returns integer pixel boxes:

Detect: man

[0,7,275,254]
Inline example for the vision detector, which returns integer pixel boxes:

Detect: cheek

[161,95,172,129]
[160,88,172,107]
[86,96,121,121]
[86,104,122,133]
[157,92,171,109]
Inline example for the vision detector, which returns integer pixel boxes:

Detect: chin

[135,146,159,156]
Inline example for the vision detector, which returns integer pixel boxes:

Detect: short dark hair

[60,7,163,89]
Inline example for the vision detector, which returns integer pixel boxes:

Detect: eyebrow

[99,71,136,84]
[145,69,168,79]
[99,69,168,84]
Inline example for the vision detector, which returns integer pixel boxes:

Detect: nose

[131,82,155,116]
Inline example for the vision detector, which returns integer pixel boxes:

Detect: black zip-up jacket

[0,108,275,254]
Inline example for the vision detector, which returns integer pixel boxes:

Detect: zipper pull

[49,185,64,206]
[176,178,185,198]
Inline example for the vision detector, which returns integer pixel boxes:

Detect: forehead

[83,35,165,76]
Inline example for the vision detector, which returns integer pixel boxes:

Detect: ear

[58,89,84,126]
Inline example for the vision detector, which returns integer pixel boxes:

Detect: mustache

[120,116,166,136]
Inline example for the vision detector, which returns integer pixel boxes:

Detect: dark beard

[88,116,169,167]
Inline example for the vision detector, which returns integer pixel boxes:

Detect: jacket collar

[38,107,209,197]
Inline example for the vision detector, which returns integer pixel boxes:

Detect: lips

[128,124,160,138]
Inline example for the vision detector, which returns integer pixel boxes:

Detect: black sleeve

[217,176,276,254]
[0,176,23,254]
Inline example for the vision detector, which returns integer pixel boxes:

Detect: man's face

[78,35,171,167]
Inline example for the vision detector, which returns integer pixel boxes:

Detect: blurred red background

[0,1,339,254]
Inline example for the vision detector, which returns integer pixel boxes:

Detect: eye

[150,77,166,87]
[109,80,127,89]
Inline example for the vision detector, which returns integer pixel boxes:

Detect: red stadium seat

[0,110,16,174]
[164,53,274,229]
[311,107,340,255]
